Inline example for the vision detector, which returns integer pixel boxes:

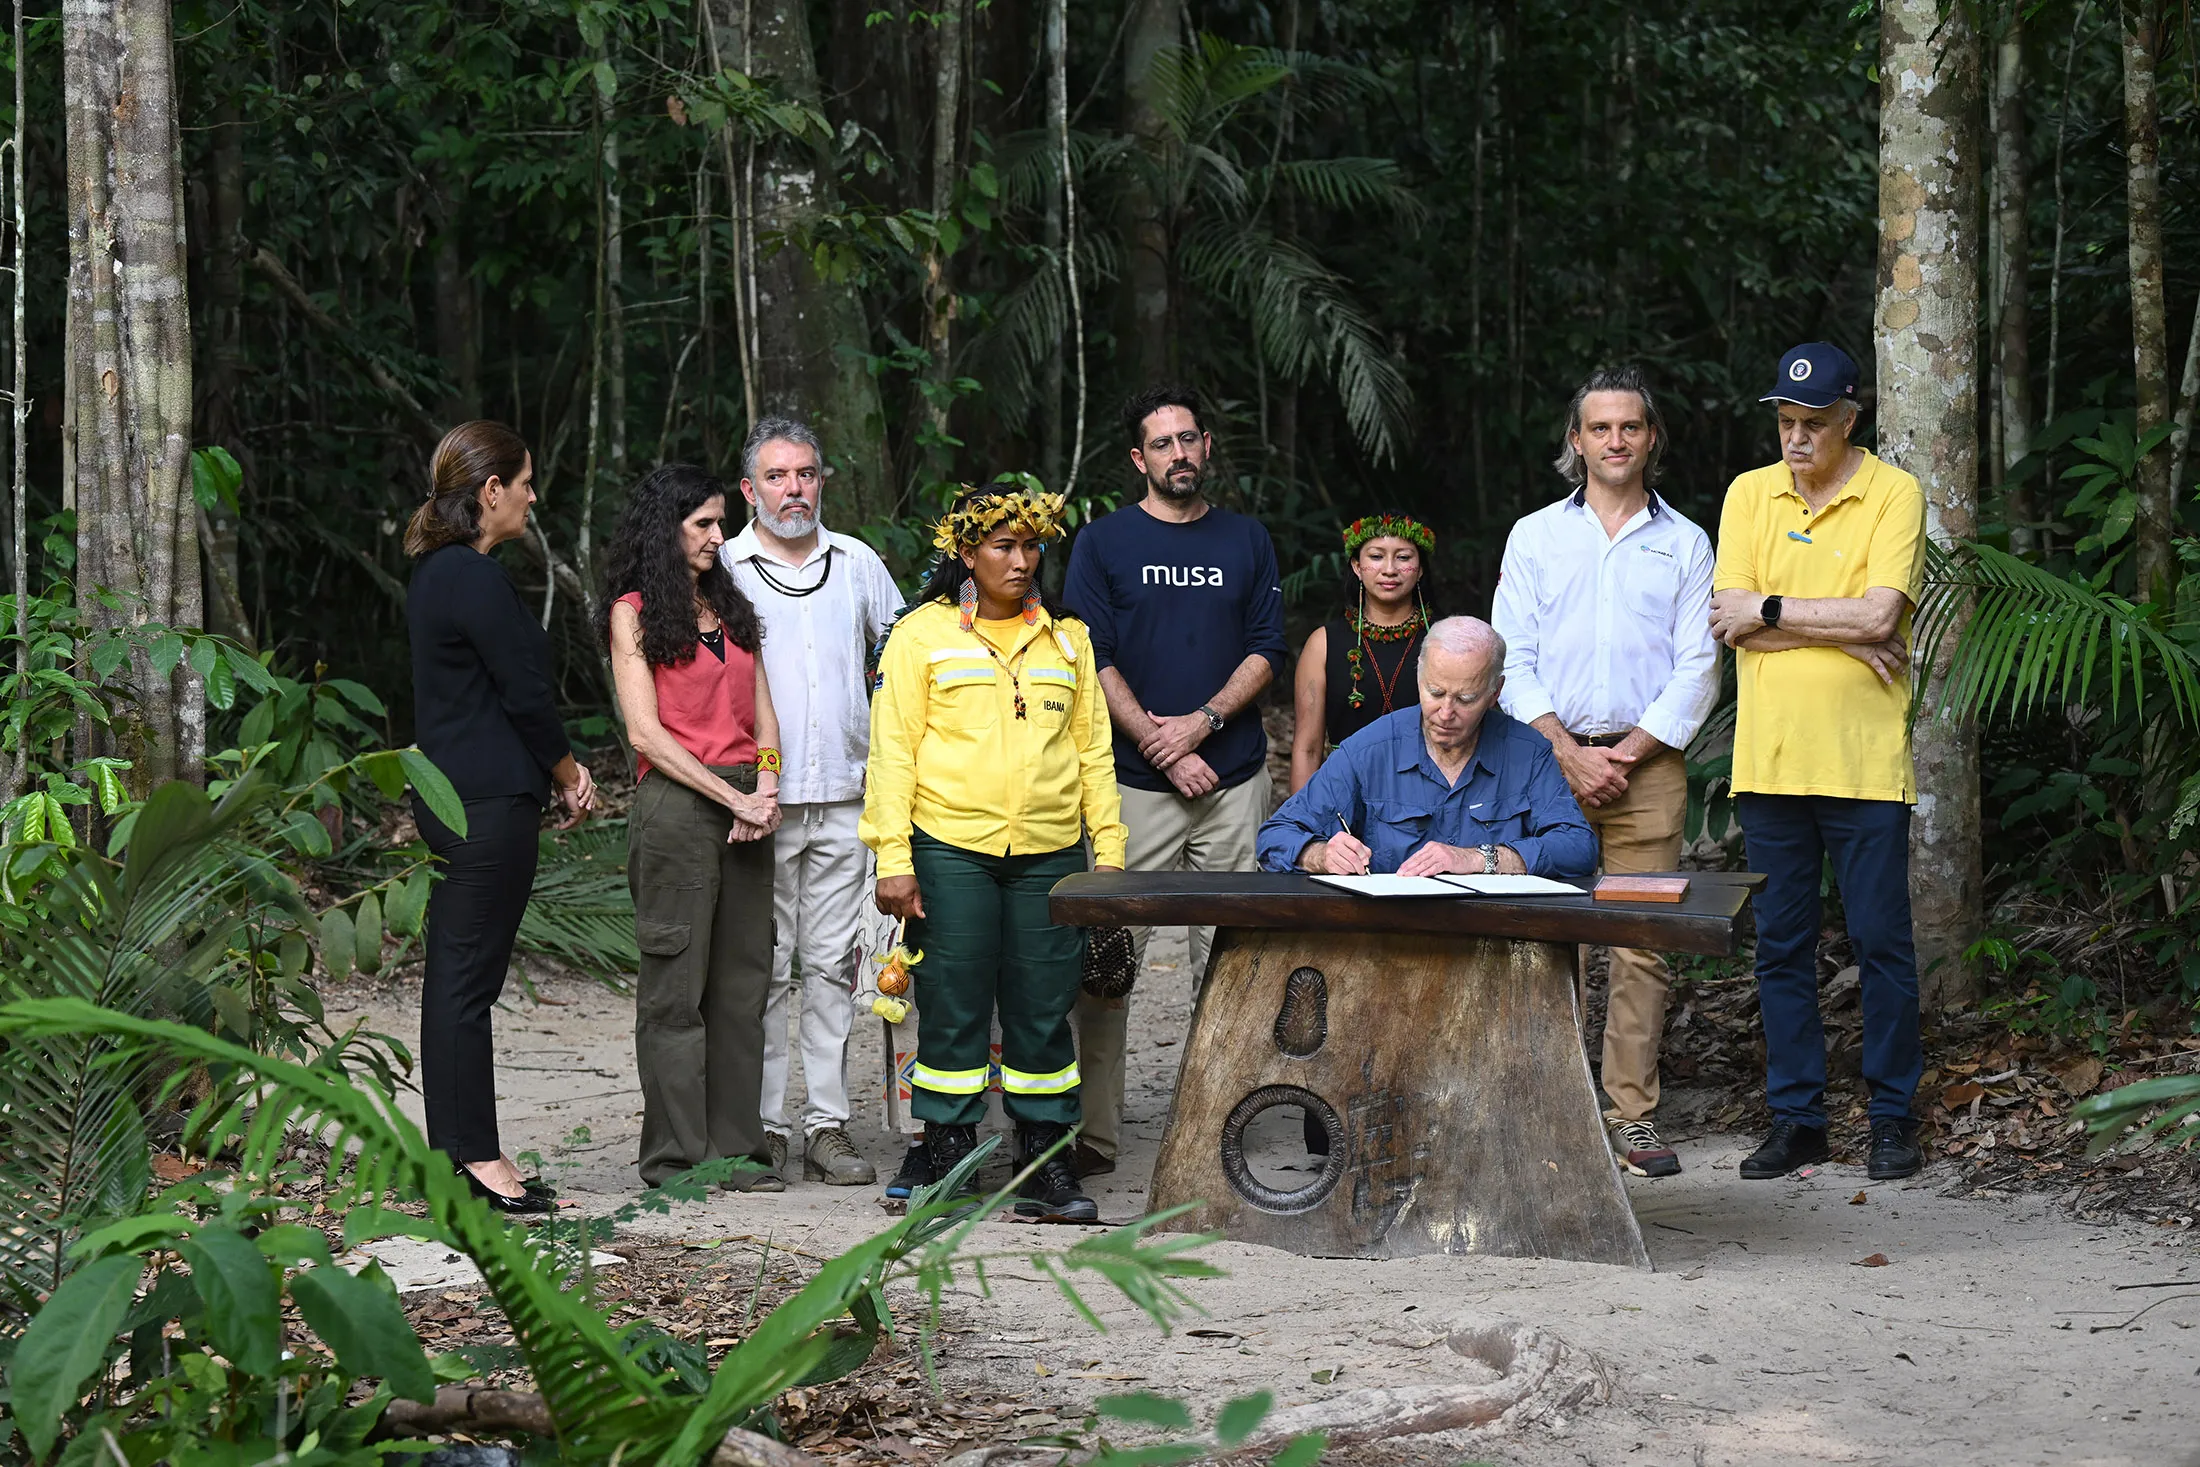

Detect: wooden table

[1050,870,1761,1269]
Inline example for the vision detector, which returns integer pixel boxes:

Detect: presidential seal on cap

[1759,341,1861,410]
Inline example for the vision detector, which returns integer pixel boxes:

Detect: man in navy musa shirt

[1259,617,1595,879]
[1062,384,1289,1180]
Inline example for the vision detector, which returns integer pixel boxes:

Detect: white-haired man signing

[1257,617,1596,879]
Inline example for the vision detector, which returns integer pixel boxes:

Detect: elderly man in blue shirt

[1259,617,1596,879]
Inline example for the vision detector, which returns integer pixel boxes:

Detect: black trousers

[416,794,543,1163]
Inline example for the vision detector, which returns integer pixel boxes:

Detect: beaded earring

[958,576,978,631]
[1021,586,1042,624]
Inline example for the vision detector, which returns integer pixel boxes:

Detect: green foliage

[518,816,638,976]
[0,980,1231,1467]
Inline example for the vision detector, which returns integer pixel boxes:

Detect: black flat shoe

[1738,1120,1830,1179]
[1865,1118,1924,1180]
[458,1165,554,1214]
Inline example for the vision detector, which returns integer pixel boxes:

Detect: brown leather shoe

[1068,1141,1115,1179]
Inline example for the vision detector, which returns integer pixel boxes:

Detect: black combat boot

[1013,1124,1099,1223]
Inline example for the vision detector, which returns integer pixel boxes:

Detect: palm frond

[1176,218,1413,463]
[518,819,638,977]
[0,776,281,1303]
[1914,541,2200,726]
[1261,156,1427,226]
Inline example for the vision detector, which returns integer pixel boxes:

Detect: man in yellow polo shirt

[1707,341,1927,1183]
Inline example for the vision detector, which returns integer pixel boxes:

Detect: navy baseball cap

[1760,342,1861,409]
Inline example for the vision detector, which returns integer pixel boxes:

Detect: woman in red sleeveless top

[604,464,785,1192]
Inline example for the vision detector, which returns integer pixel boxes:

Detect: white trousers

[759,799,867,1136]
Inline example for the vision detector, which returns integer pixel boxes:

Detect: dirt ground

[329,928,2199,1467]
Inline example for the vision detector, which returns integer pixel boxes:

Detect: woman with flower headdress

[1287,511,1441,793]
[860,483,1127,1221]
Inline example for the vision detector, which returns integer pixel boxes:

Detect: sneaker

[882,1141,934,1204]
[1606,1118,1681,1178]
[1738,1119,1831,1180]
[1866,1118,1924,1180]
[1013,1124,1099,1223]
[1068,1141,1116,1179]
[924,1123,982,1199]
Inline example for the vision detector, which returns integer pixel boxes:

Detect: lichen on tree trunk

[63,0,202,792]
[1876,0,1981,1010]
[2121,1,2174,605]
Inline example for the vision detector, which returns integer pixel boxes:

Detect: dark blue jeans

[1737,794,1922,1126]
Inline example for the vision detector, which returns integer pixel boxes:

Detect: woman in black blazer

[406,420,597,1213]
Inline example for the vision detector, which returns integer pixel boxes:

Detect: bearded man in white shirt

[1490,366,1720,1179]
[722,416,904,1187]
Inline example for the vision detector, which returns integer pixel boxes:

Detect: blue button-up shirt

[1257,706,1597,877]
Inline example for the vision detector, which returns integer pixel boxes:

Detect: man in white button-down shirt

[1491,366,1720,1178]
[723,416,904,1188]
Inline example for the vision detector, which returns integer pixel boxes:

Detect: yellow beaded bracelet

[756,747,782,773]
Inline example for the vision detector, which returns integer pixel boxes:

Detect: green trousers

[629,767,775,1187]
[908,829,1085,1128]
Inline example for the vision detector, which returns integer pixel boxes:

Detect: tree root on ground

[939,1317,1608,1466]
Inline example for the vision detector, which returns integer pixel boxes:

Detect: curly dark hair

[1119,383,1208,447]
[1337,508,1443,616]
[599,463,761,667]
[911,486,1074,620]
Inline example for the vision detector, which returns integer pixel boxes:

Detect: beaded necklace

[1345,605,1427,710]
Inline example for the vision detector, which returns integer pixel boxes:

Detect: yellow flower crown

[930,486,1069,555]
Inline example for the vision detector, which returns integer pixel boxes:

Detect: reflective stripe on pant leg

[1000,1060,1082,1094]
[910,1063,990,1094]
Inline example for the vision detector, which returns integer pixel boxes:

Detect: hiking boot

[1607,1117,1681,1178]
[1013,1125,1099,1223]
[1866,1118,1924,1180]
[804,1127,877,1186]
[724,1132,786,1193]
[883,1141,934,1204]
[1738,1120,1830,1180]
[924,1123,982,1197]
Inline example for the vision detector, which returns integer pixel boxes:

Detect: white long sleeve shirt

[1490,490,1720,751]
[723,524,904,805]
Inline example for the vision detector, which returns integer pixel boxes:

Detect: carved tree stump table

[1050,871,1761,1269]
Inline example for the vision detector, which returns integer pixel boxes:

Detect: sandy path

[329,931,2196,1467]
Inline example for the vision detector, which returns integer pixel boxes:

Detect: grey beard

[755,501,819,539]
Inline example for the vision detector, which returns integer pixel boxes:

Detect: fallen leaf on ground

[2055,1058,2104,1097]
[1849,1191,1868,1205]
[151,1155,202,1182]
[1943,1081,1985,1107]
[1854,1253,1892,1268]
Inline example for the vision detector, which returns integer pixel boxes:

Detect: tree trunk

[604,97,627,480]
[432,230,481,423]
[1039,0,1066,490]
[62,0,202,792]
[1877,0,1982,1011]
[1992,15,2036,556]
[919,0,965,479]
[4,0,28,810]
[197,93,250,647]
[1122,0,1176,386]
[715,0,893,527]
[2121,0,2174,604]
[2170,292,2200,506]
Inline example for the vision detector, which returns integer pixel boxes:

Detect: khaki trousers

[1588,749,1687,1123]
[1072,773,1269,1161]
[629,767,776,1187]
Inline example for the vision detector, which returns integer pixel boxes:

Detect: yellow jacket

[861,600,1127,878]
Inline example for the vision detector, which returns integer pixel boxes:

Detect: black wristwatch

[1761,594,1783,630]
[1197,703,1225,732]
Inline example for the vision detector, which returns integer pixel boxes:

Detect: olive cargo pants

[629,767,776,1187]
[907,830,1085,1129]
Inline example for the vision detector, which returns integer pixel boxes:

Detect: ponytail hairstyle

[600,463,762,667]
[405,420,531,557]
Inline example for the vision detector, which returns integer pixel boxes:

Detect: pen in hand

[1332,811,1371,876]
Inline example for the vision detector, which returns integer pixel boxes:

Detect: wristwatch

[1761,594,1784,630]
[1197,703,1225,732]
[1478,842,1498,873]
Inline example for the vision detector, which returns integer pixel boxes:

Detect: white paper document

[1309,873,1584,898]
[1435,874,1583,896]
[1309,875,1469,898]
